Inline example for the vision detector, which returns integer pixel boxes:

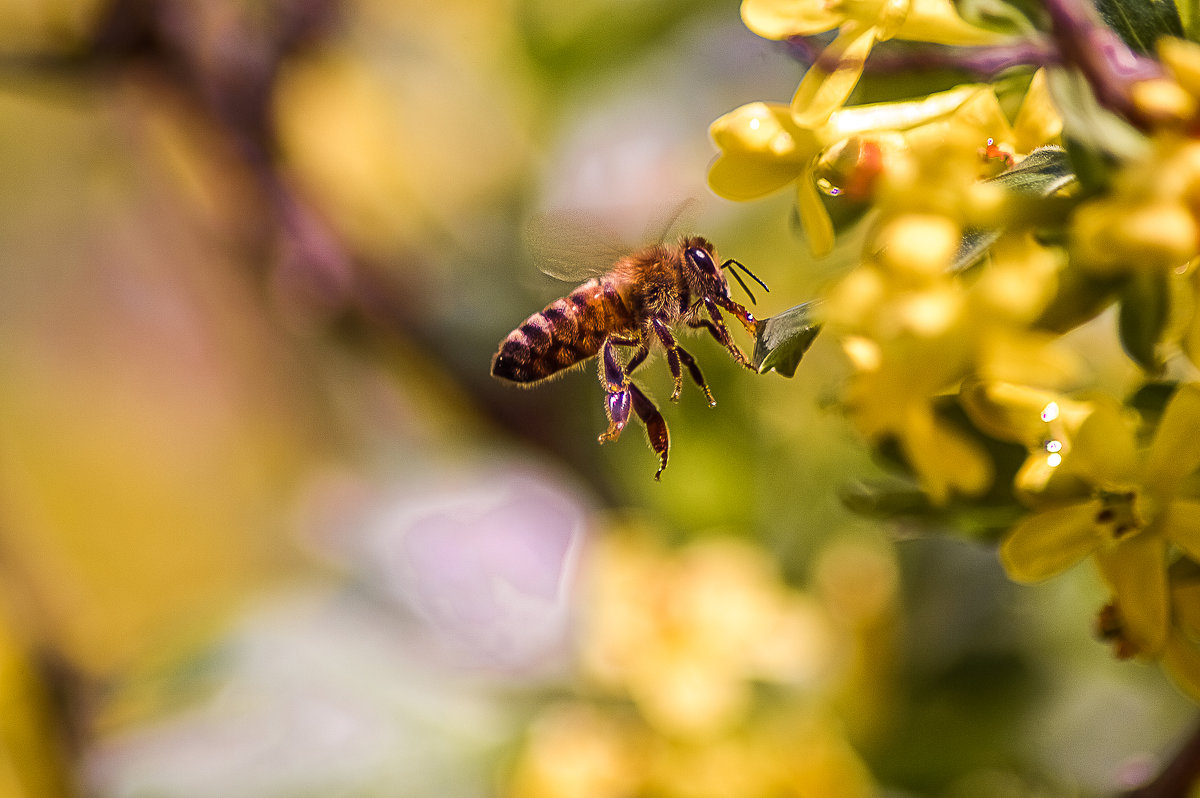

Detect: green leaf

[1180,0,1200,42]
[951,0,1045,34]
[1045,67,1150,163]
[1117,269,1170,372]
[987,145,1076,195]
[839,480,1025,541]
[752,301,822,377]
[952,146,1076,272]
[1034,263,1122,334]
[1094,0,1183,53]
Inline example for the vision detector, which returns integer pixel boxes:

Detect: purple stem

[784,36,1059,80]
[1042,0,1164,126]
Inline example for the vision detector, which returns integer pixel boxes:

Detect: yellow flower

[709,85,1003,255]
[1162,565,1200,699]
[507,702,644,798]
[578,535,836,738]
[741,0,1005,127]
[970,383,1200,657]
[824,213,993,503]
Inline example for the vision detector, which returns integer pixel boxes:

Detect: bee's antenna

[722,259,769,304]
[726,260,769,291]
[725,265,757,305]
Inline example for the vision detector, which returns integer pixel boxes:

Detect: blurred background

[0,0,1194,796]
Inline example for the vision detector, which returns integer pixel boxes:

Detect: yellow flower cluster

[963,39,1200,694]
[823,127,1064,503]
[505,533,895,798]
[713,0,1200,699]
[708,0,1053,256]
[963,383,1200,671]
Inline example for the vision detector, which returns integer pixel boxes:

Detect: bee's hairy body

[491,235,762,479]
[492,244,700,384]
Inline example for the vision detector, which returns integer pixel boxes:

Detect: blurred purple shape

[357,468,590,673]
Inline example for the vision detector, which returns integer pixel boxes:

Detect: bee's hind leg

[628,382,669,480]
[597,337,670,478]
[598,337,636,443]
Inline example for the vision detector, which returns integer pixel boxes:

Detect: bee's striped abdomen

[492,278,632,384]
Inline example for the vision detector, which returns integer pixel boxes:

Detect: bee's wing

[525,210,630,281]
[644,197,699,244]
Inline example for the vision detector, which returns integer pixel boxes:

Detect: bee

[491,235,766,479]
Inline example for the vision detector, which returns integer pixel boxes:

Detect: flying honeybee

[491,234,766,479]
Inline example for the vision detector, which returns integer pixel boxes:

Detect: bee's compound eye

[688,247,717,274]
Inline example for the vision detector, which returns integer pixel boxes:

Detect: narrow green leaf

[752,301,822,377]
[1117,270,1170,372]
[839,480,1025,541]
[952,146,1076,272]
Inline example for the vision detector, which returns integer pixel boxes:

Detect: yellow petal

[792,22,877,128]
[1158,37,1200,101]
[999,503,1098,582]
[874,0,912,41]
[709,153,807,201]
[740,0,847,38]
[901,407,992,504]
[708,102,819,200]
[1164,500,1200,562]
[1066,396,1140,487]
[1012,70,1063,154]
[959,380,1063,445]
[895,0,1007,45]
[711,101,819,159]
[796,166,835,255]
[1163,634,1200,702]
[1144,383,1200,499]
[1095,533,1170,657]
[823,84,982,140]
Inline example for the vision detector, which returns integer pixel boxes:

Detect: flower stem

[1042,0,1163,127]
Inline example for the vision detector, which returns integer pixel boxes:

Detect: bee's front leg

[628,382,669,480]
[676,346,716,407]
[696,299,755,370]
[715,295,759,336]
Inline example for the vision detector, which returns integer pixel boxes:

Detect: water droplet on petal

[1040,402,1059,422]
[816,177,841,197]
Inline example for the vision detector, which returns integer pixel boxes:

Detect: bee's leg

[598,337,633,443]
[628,381,669,480]
[676,345,716,407]
[649,319,685,401]
[625,343,650,375]
[714,295,760,336]
[691,305,755,371]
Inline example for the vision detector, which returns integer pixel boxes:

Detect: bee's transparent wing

[525,210,631,282]
[644,197,699,244]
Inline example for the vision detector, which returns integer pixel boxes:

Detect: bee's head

[681,236,730,301]
[681,236,767,306]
